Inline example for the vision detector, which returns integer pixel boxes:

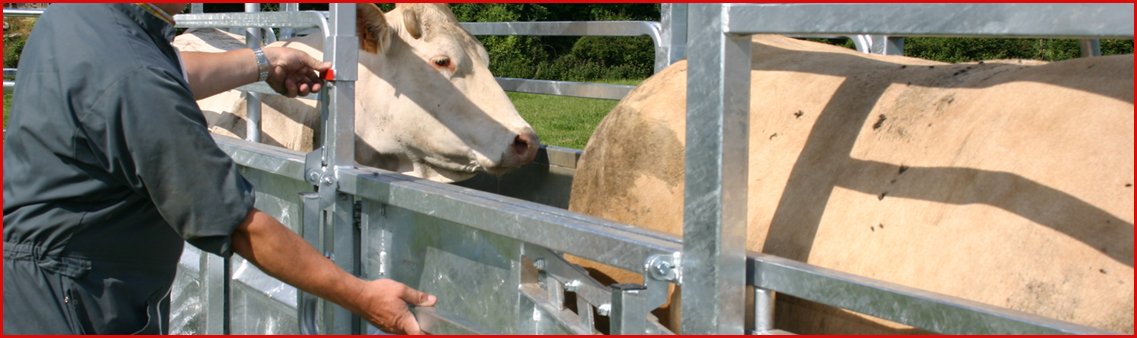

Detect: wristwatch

[252,47,270,82]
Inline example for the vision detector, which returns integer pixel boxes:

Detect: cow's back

[172,29,323,151]
[569,35,1133,333]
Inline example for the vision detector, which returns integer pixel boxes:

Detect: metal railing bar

[748,253,1113,334]
[724,4,1133,39]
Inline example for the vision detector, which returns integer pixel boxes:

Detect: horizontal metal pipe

[174,11,330,37]
[747,253,1113,334]
[461,21,661,45]
[213,136,682,273]
[725,4,1134,38]
[2,9,44,17]
[496,78,633,101]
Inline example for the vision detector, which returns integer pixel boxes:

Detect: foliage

[450,4,659,81]
[3,17,37,68]
[903,37,1133,63]
[4,36,25,68]
[4,92,11,126]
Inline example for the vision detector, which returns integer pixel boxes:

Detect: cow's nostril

[510,131,539,165]
[512,134,531,155]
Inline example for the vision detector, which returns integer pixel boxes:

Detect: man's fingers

[297,82,312,97]
[397,310,424,335]
[401,286,437,307]
[283,78,299,97]
[301,57,331,71]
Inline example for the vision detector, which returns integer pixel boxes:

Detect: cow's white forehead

[389,4,489,66]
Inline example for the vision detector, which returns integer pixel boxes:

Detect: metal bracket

[609,283,648,334]
[604,252,685,334]
[303,148,341,211]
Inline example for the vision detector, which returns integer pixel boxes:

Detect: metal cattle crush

[2,3,1132,335]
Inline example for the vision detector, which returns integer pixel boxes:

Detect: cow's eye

[432,57,451,68]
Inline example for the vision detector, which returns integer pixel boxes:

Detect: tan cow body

[568,35,1133,333]
[173,4,538,183]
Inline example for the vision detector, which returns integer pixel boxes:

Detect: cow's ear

[356,3,391,54]
[402,5,423,40]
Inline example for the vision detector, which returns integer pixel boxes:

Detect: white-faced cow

[568,35,1133,334]
[172,4,539,183]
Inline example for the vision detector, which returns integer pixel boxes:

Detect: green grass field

[510,79,640,149]
[510,92,617,150]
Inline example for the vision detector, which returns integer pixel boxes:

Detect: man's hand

[231,209,436,335]
[262,47,331,97]
[353,279,438,335]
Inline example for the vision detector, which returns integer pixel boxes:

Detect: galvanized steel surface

[697,3,1130,333]
[243,4,264,143]
[723,4,1134,38]
[495,78,633,101]
[338,165,684,273]
[747,254,1114,334]
[679,4,752,334]
[12,3,1118,334]
[174,11,329,36]
[1,9,43,17]
[308,4,361,334]
[462,20,661,39]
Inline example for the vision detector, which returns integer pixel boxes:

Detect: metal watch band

[252,47,270,82]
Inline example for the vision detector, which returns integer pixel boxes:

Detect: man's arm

[230,208,437,334]
[180,47,330,100]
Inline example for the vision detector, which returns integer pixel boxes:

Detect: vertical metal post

[323,4,358,170]
[318,4,360,334]
[190,3,203,14]
[243,3,262,143]
[752,288,775,334]
[298,193,322,335]
[279,3,301,40]
[660,4,688,71]
[681,4,750,334]
[609,284,648,334]
[201,252,229,334]
[1080,38,1101,57]
[870,35,905,55]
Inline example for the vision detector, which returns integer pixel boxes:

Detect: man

[3,3,436,334]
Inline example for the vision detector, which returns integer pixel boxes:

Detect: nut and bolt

[533,258,546,271]
[647,255,678,281]
[651,260,673,278]
[564,280,582,292]
[597,303,611,317]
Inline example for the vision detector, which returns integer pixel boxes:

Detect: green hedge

[904,37,1133,63]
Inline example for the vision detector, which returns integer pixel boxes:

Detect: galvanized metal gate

[3,3,1132,335]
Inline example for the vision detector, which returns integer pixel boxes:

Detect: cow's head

[351,4,539,182]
